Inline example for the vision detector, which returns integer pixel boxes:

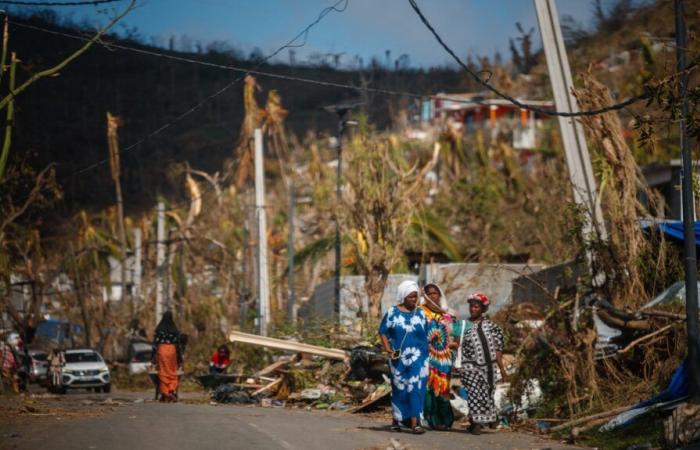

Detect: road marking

[248,422,294,449]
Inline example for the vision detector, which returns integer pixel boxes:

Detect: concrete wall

[511,260,583,307]
[299,263,568,324]
[299,274,418,326]
[421,263,542,319]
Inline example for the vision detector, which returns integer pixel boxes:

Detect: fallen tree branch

[639,309,688,321]
[549,404,633,432]
[596,309,651,331]
[617,322,679,354]
[515,299,574,361]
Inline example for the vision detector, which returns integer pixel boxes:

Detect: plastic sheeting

[600,359,689,431]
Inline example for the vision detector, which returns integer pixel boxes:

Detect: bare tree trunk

[366,271,389,320]
[107,112,130,313]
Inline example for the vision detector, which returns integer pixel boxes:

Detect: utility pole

[534,0,607,262]
[287,182,296,322]
[675,0,700,403]
[107,112,130,310]
[133,227,142,304]
[155,202,166,326]
[323,101,363,316]
[254,129,270,336]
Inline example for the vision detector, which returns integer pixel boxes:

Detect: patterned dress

[460,319,505,424]
[379,306,429,423]
[422,306,454,428]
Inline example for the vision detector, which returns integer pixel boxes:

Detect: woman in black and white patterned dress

[460,293,507,435]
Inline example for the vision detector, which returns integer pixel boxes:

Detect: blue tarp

[600,357,690,431]
[653,220,700,248]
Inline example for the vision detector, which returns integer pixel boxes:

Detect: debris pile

[199,331,391,413]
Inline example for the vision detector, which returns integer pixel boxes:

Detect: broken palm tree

[512,71,687,425]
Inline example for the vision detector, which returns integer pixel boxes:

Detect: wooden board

[347,384,391,413]
[228,331,347,360]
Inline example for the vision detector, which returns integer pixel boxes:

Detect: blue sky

[16,0,616,67]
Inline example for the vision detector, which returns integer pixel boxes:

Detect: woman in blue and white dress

[379,280,429,434]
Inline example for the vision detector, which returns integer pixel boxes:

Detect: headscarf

[467,293,490,311]
[421,283,452,313]
[155,311,180,335]
[396,280,419,304]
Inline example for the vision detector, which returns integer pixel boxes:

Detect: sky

[13,0,618,67]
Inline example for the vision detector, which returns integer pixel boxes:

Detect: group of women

[379,280,507,435]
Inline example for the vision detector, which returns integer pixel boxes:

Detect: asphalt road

[0,390,580,450]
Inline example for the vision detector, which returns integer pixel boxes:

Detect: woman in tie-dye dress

[379,280,429,434]
[421,283,455,430]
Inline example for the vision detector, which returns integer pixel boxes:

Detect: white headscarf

[396,280,419,304]
[421,283,454,314]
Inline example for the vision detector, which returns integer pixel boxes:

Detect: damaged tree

[337,133,439,319]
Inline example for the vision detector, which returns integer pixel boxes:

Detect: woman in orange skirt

[152,311,183,402]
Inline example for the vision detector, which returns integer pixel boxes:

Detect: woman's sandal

[390,421,401,432]
[411,426,426,435]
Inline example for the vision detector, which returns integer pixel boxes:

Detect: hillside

[6,11,483,213]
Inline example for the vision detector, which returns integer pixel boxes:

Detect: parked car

[27,349,49,384]
[60,349,111,393]
[127,342,152,376]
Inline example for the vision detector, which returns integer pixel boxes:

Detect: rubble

[199,332,395,415]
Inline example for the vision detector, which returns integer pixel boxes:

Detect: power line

[407,0,648,117]
[61,0,350,174]
[0,0,121,6]
[11,21,547,110]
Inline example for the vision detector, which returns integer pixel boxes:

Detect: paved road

[0,391,579,450]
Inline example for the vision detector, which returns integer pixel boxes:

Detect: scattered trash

[212,383,253,404]
[329,401,351,411]
[449,393,469,418]
[300,388,321,400]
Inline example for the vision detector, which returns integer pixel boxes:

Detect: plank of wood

[251,378,283,396]
[347,384,391,414]
[228,331,347,360]
[256,356,293,376]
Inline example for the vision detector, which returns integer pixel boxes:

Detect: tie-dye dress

[379,306,429,424]
[421,306,455,428]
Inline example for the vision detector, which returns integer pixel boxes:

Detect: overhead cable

[66,0,349,174]
[0,0,121,6]
[407,0,648,117]
[12,20,544,108]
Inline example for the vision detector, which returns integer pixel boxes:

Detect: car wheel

[102,384,111,393]
[58,387,67,395]
[93,387,102,393]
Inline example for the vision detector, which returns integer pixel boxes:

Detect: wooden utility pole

[534,0,607,259]
[287,182,296,322]
[107,112,129,310]
[155,202,166,326]
[254,129,270,336]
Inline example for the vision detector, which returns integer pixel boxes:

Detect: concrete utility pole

[254,129,271,336]
[675,0,700,403]
[534,0,607,257]
[133,227,142,302]
[155,202,166,326]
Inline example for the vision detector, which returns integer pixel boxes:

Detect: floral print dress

[379,306,429,423]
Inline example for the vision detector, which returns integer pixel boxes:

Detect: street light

[323,101,364,317]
